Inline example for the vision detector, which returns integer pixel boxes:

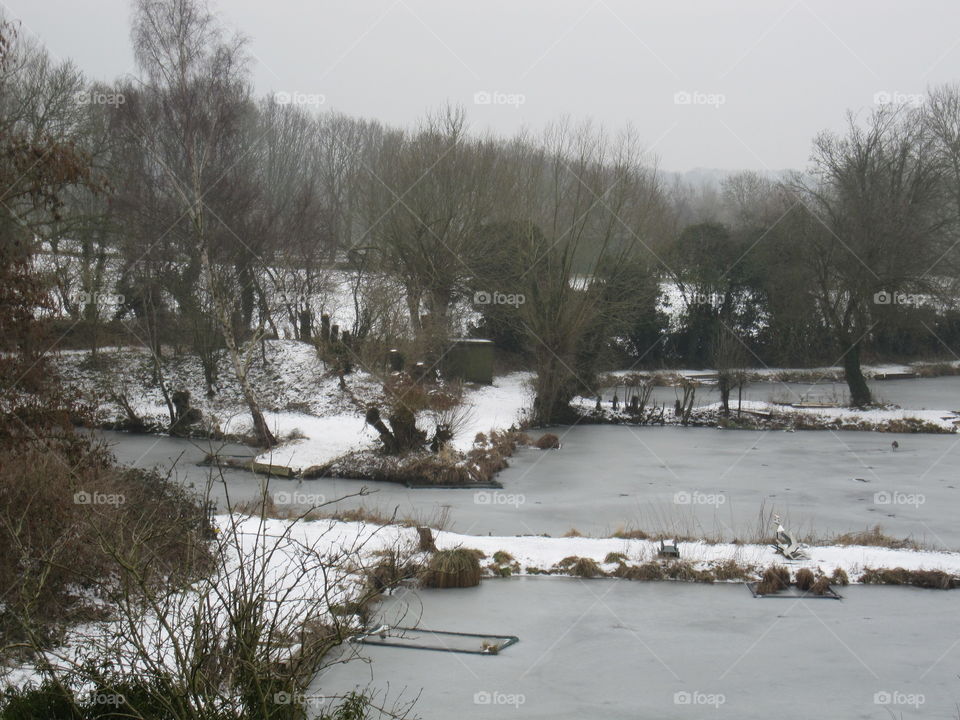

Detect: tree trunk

[533,353,578,426]
[200,244,277,448]
[405,288,422,338]
[842,340,872,407]
[718,374,731,416]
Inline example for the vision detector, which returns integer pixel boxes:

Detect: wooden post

[320,313,331,344]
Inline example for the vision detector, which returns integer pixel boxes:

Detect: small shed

[443,338,494,385]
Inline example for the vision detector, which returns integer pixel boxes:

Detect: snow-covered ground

[605,358,960,382]
[698,399,960,431]
[54,339,536,472]
[574,389,960,432]
[251,372,534,471]
[55,339,378,424]
[199,515,960,589]
[9,510,959,695]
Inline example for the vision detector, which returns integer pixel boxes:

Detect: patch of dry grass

[755,566,791,595]
[914,362,960,378]
[710,559,755,581]
[611,527,651,540]
[795,568,816,591]
[829,525,920,550]
[421,548,482,588]
[534,433,561,449]
[556,556,604,578]
[810,576,833,595]
[860,567,958,589]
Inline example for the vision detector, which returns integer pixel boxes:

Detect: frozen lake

[314,577,959,719]
[102,423,960,548]
[607,374,960,411]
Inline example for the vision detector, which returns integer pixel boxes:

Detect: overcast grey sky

[6,0,960,172]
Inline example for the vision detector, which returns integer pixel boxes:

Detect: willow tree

[792,105,951,406]
[492,123,666,425]
[365,107,506,353]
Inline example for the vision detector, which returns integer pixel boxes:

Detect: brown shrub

[422,549,482,588]
[755,566,791,595]
[663,561,714,583]
[570,558,603,578]
[363,550,421,594]
[614,562,664,580]
[556,556,604,578]
[604,552,628,564]
[795,568,816,591]
[710,559,754,581]
[831,567,850,586]
[534,433,561,449]
[860,567,958,589]
[810,576,832,595]
[0,442,213,646]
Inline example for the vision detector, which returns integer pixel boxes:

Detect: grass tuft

[795,568,816,592]
[534,433,561,449]
[830,525,919,550]
[831,567,849,586]
[556,556,604,578]
[755,565,791,595]
[421,548,482,589]
[860,567,958,589]
[810,576,833,595]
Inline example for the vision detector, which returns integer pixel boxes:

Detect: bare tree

[491,122,666,424]
[128,0,277,445]
[791,106,951,406]
[365,107,505,353]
